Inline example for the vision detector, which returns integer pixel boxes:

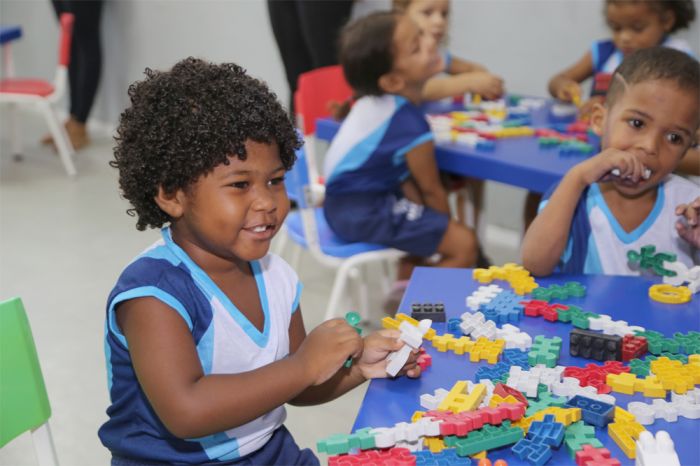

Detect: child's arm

[422,56,503,101]
[675,197,700,249]
[448,56,488,74]
[522,148,648,276]
[289,327,421,406]
[404,141,450,214]
[116,297,363,439]
[548,51,595,103]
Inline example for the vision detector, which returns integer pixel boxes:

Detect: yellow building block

[471,451,487,459]
[606,372,667,398]
[468,337,505,364]
[438,381,469,412]
[448,336,474,355]
[411,411,425,423]
[489,394,519,407]
[432,334,455,352]
[609,419,645,459]
[648,284,691,304]
[650,357,699,394]
[639,376,666,398]
[614,407,636,423]
[473,268,495,283]
[513,407,581,433]
[689,354,700,366]
[381,316,400,330]
[424,437,446,453]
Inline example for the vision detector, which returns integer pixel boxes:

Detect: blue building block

[413,448,472,466]
[503,348,530,369]
[476,139,495,151]
[448,318,463,336]
[565,395,614,428]
[475,362,511,381]
[479,290,524,325]
[529,415,565,446]
[512,437,553,466]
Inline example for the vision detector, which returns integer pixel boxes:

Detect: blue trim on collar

[590,182,665,244]
[161,227,271,348]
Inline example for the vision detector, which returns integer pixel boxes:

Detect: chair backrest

[294,65,353,136]
[0,297,52,448]
[57,13,74,68]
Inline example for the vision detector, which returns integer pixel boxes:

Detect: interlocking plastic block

[439,382,487,413]
[475,362,511,382]
[633,330,679,355]
[421,388,449,410]
[502,348,531,369]
[648,284,691,304]
[512,436,552,466]
[413,448,472,466]
[564,361,629,394]
[649,356,700,394]
[569,328,621,361]
[468,338,505,364]
[521,300,569,322]
[417,348,432,371]
[605,373,666,398]
[496,324,533,351]
[621,335,648,362]
[328,447,416,466]
[371,418,441,449]
[531,282,586,302]
[494,383,529,407]
[551,377,617,405]
[627,245,677,277]
[564,421,603,458]
[635,431,680,466]
[444,422,524,457]
[663,261,700,294]
[608,417,645,459]
[448,318,463,336]
[514,407,581,434]
[425,402,526,437]
[672,331,700,354]
[627,392,700,426]
[411,302,447,322]
[383,313,437,341]
[466,285,503,311]
[479,290,524,325]
[528,414,565,446]
[387,319,432,377]
[422,437,448,454]
[317,427,376,455]
[565,395,614,427]
[528,336,562,368]
[526,392,567,416]
[575,444,621,466]
[588,315,645,338]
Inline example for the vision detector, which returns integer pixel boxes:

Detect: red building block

[494,383,529,407]
[564,361,630,394]
[417,348,432,370]
[329,447,416,466]
[621,335,648,362]
[575,444,621,466]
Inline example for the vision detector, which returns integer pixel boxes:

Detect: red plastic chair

[0,14,76,176]
[293,65,352,184]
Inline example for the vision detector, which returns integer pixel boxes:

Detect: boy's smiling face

[168,140,290,269]
[593,78,699,198]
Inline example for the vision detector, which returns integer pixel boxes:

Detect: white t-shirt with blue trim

[323,94,433,196]
[541,175,700,275]
[591,36,695,73]
[99,227,302,463]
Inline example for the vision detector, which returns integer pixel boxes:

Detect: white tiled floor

[0,112,519,465]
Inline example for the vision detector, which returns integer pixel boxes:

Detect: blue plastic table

[353,267,700,465]
[315,99,593,193]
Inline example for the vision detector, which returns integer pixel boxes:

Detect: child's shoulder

[662,174,700,201]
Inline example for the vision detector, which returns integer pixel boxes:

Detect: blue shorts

[111,425,319,466]
[324,191,450,257]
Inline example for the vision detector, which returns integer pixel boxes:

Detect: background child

[323,12,478,310]
[394,0,505,231]
[100,58,420,465]
[523,47,700,277]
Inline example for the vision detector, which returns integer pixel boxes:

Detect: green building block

[627,245,677,277]
[528,336,562,368]
[525,392,568,416]
[564,421,603,458]
[673,331,700,354]
[444,422,524,456]
[343,312,362,368]
[531,282,586,302]
[316,427,375,455]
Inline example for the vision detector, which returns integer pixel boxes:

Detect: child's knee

[442,223,478,266]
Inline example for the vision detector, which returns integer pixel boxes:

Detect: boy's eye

[666,133,684,145]
[230,181,249,189]
[627,118,644,129]
[269,176,286,186]
[632,24,646,32]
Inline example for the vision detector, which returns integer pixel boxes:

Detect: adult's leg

[296,0,354,68]
[267,0,313,114]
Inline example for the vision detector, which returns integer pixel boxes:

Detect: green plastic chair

[0,297,59,465]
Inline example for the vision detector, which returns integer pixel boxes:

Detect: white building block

[551,376,617,404]
[663,261,700,294]
[496,324,533,350]
[386,319,432,377]
[420,388,449,410]
[635,431,680,466]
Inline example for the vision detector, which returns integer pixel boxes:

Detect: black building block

[410,302,446,322]
[569,328,622,361]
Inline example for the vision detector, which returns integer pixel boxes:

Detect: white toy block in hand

[635,431,680,466]
[386,319,432,376]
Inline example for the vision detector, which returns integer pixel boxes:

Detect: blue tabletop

[0,25,22,45]
[353,267,700,465]
[315,99,594,193]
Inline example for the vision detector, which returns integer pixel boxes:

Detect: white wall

[3,0,697,127]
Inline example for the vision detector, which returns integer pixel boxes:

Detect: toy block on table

[557,305,600,329]
[563,361,629,394]
[551,377,617,404]
[413,448,472,466]
[649,356,700,394]
[673,331,700,354]
[475,362,511,382]
[443,422,524,457]
[371,418,442,449]
[564,421,603,458]
[525,392,567,416]
[317,427,376,455]
[502,348,530,369]
[424,402,526,437]
[411,302,447,322]
[507,365,565,397]
[328,447,416,466]
[569,328,621,361]
[633,330,680,355]
[605,372,666,398]
[621,335,648,361]
[513,407,582,434]
[478,290,524,325]
[575,445,621,466]
[417,349,432,371]
[627,390,700,425]
[528,336,562,368]
[471,263,538,296]
[494,383,528,407]
[608,410,645,459]
[386,319,432,377]
[531,282,586,302]
[565,395,614,428]
[587,314,645,338]
[468,337,505,364]
[438,382,487,413]
[448,318,463,336]
[512,414,565,465]
[662,261,700,293]
[648,284,692,304]
[421,388,450,410]
[466,285,503,311]
[627,245,677,277]
[459,312,497,340]
[521,300,569,322]
[495,325,532,351]
[635,430,679,466]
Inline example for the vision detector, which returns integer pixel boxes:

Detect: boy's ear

[590,102,607,137]
[661,9,675,32]
[154,185,186,219]
[378,71,404,95]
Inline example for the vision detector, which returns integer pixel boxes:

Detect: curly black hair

[605,0,696,32]
[111,57,301,230]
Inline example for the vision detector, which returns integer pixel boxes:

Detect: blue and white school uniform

[541,175,700,275]
[323,94,449,257]
[591,36,695,74]
[99,227,312,465]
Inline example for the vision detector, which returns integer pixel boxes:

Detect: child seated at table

[323,11,479,306]
[99,57,420,466]
[393,0,505,237]
[522,47,700,276]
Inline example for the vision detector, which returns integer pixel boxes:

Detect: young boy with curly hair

[523,47,700,276]
[100,57,420,465]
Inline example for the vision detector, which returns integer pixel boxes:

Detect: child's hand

[355,329,422,379]
[553,78,581,104]
[675,197,700,248]
[578,95,605,122]
[467,71,504,100]
[576,148,649,186]
[294,319,363,386]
